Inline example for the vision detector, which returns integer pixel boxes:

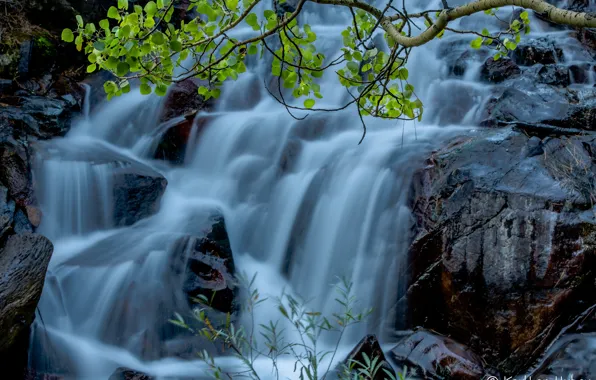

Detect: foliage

[170,274,407,379]
[58,0,561,141]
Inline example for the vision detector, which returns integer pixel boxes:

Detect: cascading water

[28,1,580,378]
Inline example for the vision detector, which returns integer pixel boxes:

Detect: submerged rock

[389,329,485,380]
[343,335,395,380]
[112,166,168,227]
[170,214,236,313]
[407,129,596,373]
[0,234,53,374]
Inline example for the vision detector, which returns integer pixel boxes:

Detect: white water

[28,1,588,379]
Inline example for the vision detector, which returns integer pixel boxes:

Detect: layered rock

[343,335,395,380]
[406,128,596,373]
[169,214,236,313]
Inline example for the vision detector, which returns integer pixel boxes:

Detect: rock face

[0,234,53,376]
[480,57,521,83]
[169,215,236,313]
[389,330,485,380]
[512,38,563,66]
[407,129,596,373]
[113,167,168,227]
[343,335,395,380]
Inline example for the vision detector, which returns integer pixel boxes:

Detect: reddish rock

[407,130,596,373]
[344,335,395,380]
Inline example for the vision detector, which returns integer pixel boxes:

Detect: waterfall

[28,1,512,378]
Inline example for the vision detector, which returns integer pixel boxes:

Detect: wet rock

[389,330,485,380]
[343,335,395,380]
[512,38,563,66]
[0,186,15,237]
[531,64,571,86]
[407,129,596,373]
[154,114,214,165]
[112,166,167,227]
[569,63,593,84]
[0,96,75,139]
[108,367,154,380]
[0,79,13,95]
[170,215,235,313]
[531,334,596,379]
[13,209,33,234]
[160,79,210,123]
[480,57,521,83]
[278,137,302,174]
[0,234,53,370]
[0,141,32,205]
[575,28,596,52]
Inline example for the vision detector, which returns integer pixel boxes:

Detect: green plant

[170,274,405,379]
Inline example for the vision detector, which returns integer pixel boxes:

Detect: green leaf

[225,0,238,10]
[87,64,97,73]
[157,0,164,8]
[520,11,529,21]
[88,53,97,63]
[481,28,489,36]
[246,13,259,30]
[106,56,119,70]
[76,15,84,27]
[140,83,152,95]
[107,6,120,19]
[85,23,96,34]
[116,62,130,76]
[398,67,409,80]
[304,99,315,109]
[118,0,128,10]
[104,80,118,94]
[155,84,168,96]
[61,29,74,42]
[493,52,502,61]
[99,19,110,30]
[170,40,183,52]
[470,37,483,49]
[347,61,359,73]
[151,31,165,45]
[504,38,517,50]
[248,44,258,55]
[145,1,158,16]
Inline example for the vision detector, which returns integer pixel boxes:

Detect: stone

[0,79,13,95]
[0,186,15,238]
[169,215,236,313]
[480,57,521,83]
[108,367,154,380]
[0,234,53,373]
[13,209,33,234]
[0,141,31,205]
[343,335,395,380]
[389,330,485,380]
[160,79,210,122]
[154,114,214,165]
[112,166,168,227]
[26,205,42,227]
[407,129,596,373]
[532,64,570,87]
[531,334,596,379]
[512,38,563,66]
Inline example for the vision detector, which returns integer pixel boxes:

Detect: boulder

[160,79,210,123]
[112,166,168,227]
[170,215,236,313]
[480,57,521,83]
[531,64,570,87]
[531,334,596,379]
[0,234,53,374]
[0,139,32,205]
[407,129,596,373]
[512,38,563,66]
[0,186,15,238]
[0,96,76,139]
[343,335,395,380]
[154,114,214,165]
[389,330,485,380]
[108,367,154,380]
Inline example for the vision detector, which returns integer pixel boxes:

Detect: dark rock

[0,186,15,238]
[532,64,571,86]
[480,57,521,83]
[18,41,33,79]
[112,166,167,227]
[154,114,214,165]
[0,79,13,95]
[170,215,235,313]
[450,50,470,77]
[480,77,573,127]
[407,129,596,373]
[160,79,210,122]
[278,138,302,174]
[512,38,563,66]
[0,234,53,373]
[0,96,75,139]
[569,63,593,84]
[108,367,154,380]
[575,28,596,52]
[523,136,544,158]
[343,335,395,380]
[389,330,485,380]
[0,140,32,205]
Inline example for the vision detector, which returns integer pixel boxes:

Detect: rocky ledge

[407,128,596,374]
